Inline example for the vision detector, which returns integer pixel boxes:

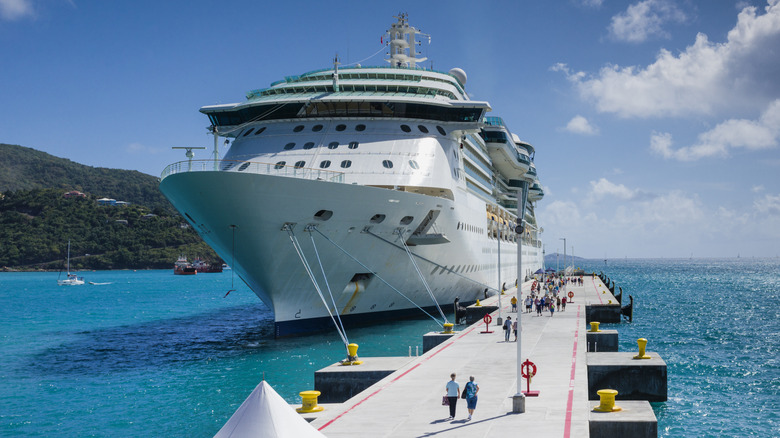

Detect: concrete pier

[314,357,416,403]
[302,274,661,437]
[586,329,619,352]
[587,352,668,402]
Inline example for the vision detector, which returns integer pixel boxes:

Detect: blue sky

[2,0,779,258]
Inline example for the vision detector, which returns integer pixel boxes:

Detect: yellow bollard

[608,300,612,304]
[475,299,481,307]
[442,323,454,334]
[341,343,363,365]
[633,338,652,359]
[593,389,622,412]
[589,321,600,332]
[296,390,325,413]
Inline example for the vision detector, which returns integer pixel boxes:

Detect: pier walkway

[307,276,616,437]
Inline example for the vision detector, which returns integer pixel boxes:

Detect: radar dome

[449,68,467,86]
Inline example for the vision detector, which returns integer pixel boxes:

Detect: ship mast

[385,13,429,68]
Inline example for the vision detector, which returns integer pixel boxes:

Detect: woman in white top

[444,373,459,420]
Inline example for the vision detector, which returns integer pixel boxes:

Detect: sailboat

[57,240,85,286]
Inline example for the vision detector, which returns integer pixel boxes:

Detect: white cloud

[126,142,162,155]
[588,178,637,201]
[0,0,33,20]
[564,115,599,135]
[557,1,780,118]
[752,185,765,193]
[650,99,780,160]
[609,0,687,43]
[579,0,604,7]
[754,193,780,215]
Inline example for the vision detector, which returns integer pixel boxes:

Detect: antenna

[172,146,206,171]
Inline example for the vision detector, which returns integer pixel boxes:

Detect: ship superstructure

[160,14,544,336]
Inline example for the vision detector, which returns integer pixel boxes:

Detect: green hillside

[0,144,219,270]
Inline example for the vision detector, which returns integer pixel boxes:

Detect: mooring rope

[284,225,350,348]
[312,228,444,327]
[395,229,448,324]
[364,229,499,294]
[306,226,349,345]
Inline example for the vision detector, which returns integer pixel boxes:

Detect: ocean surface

[0,258,778,437]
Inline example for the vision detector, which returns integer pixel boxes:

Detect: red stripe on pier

[563,306,581,438]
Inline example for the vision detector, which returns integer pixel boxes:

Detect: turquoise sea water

[0,259,778,437]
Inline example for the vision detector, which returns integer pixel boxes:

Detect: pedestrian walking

[445,373,459,420]
[562,296,567,311]
[512,319,518,341]
[510,296,518,312]
[504,316,512,341]
[550,301,555,317]
[465,376,479,421]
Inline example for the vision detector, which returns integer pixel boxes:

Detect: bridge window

[382,160,393,169]
[340,160,352,168]
[294,161,305,169]
[283,142,295,150]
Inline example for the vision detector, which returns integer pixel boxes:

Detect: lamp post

[512,179,530,413]
[560,237,567,271]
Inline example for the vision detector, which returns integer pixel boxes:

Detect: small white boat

[58,240,85,286]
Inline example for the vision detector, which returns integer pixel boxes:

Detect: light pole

[512,179,530,413]
[560,237,567,272]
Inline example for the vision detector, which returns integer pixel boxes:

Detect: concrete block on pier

[314,356,415,403]
[466,304,498,325]
[587,352,667,402]
[589,400,658,438]
[586,304,622,324]
[422,331,455,353]
[587,329,619,352]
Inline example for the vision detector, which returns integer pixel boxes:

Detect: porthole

[356,124,366,131]
[254,127,266,135]
[312,124,324,132]
[382,160,393,169]
[340,160,352,168]
[437,126,447,136]
[336,124,346,131]
[243,128,255,137]
[409,160,419,169]
[274,161,286,169]
[348,141,359,149]
[400,216,414,225]
[319,160,331,168]
[328,142,339,149]
[400,124,411,133]
[293,125,304,132]
[238,162,251,172]
[294,161,305,169]
[370,214,386,224]
[314,209,333,221]
[417,125,429,133]
[222,162,236,171]
[303,142,315,150]
[283,142,295,150]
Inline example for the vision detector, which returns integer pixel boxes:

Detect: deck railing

[160,159,345,183]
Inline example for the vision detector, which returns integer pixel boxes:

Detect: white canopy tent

[214,381,327,438]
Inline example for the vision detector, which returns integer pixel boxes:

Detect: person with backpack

[464,376,480,421]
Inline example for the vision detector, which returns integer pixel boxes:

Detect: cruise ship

[160,14,544,337]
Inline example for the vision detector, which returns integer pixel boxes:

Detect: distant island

[0,143,220,271]
[543,253,589,266]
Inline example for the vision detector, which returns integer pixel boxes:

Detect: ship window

[437,126,447,136]
[400,124,411,133]
[348,141,359,149]
[303,142,315,150]
[274,161,286,169]
[238,162,251,171]
[294,161,305,169]
[340,160,352,168]
[370,214,386,224]
[222,162,236,171]
[254,127,266,135]
[319,160,331,168]
[284,142,296,150]
[312,124,324,132]
[356,124,366,131]
[382,160,393,169]
[336,124,347,131]
[328,142,339,149]
[409,160,419,169]
[293,125,304,132]
[314,210,333,221]
[400,216,414,225]
[243,128,255,137]
[418,125,429,133]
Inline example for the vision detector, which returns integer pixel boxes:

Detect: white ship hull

[160,170,542,336]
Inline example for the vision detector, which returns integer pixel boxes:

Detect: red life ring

[483,314,493,325]
[521,360,537,379]
[568,291,574,298]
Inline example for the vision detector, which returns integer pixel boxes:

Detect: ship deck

[306,275,621,437]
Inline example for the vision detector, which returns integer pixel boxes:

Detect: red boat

[174,256,197,275]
